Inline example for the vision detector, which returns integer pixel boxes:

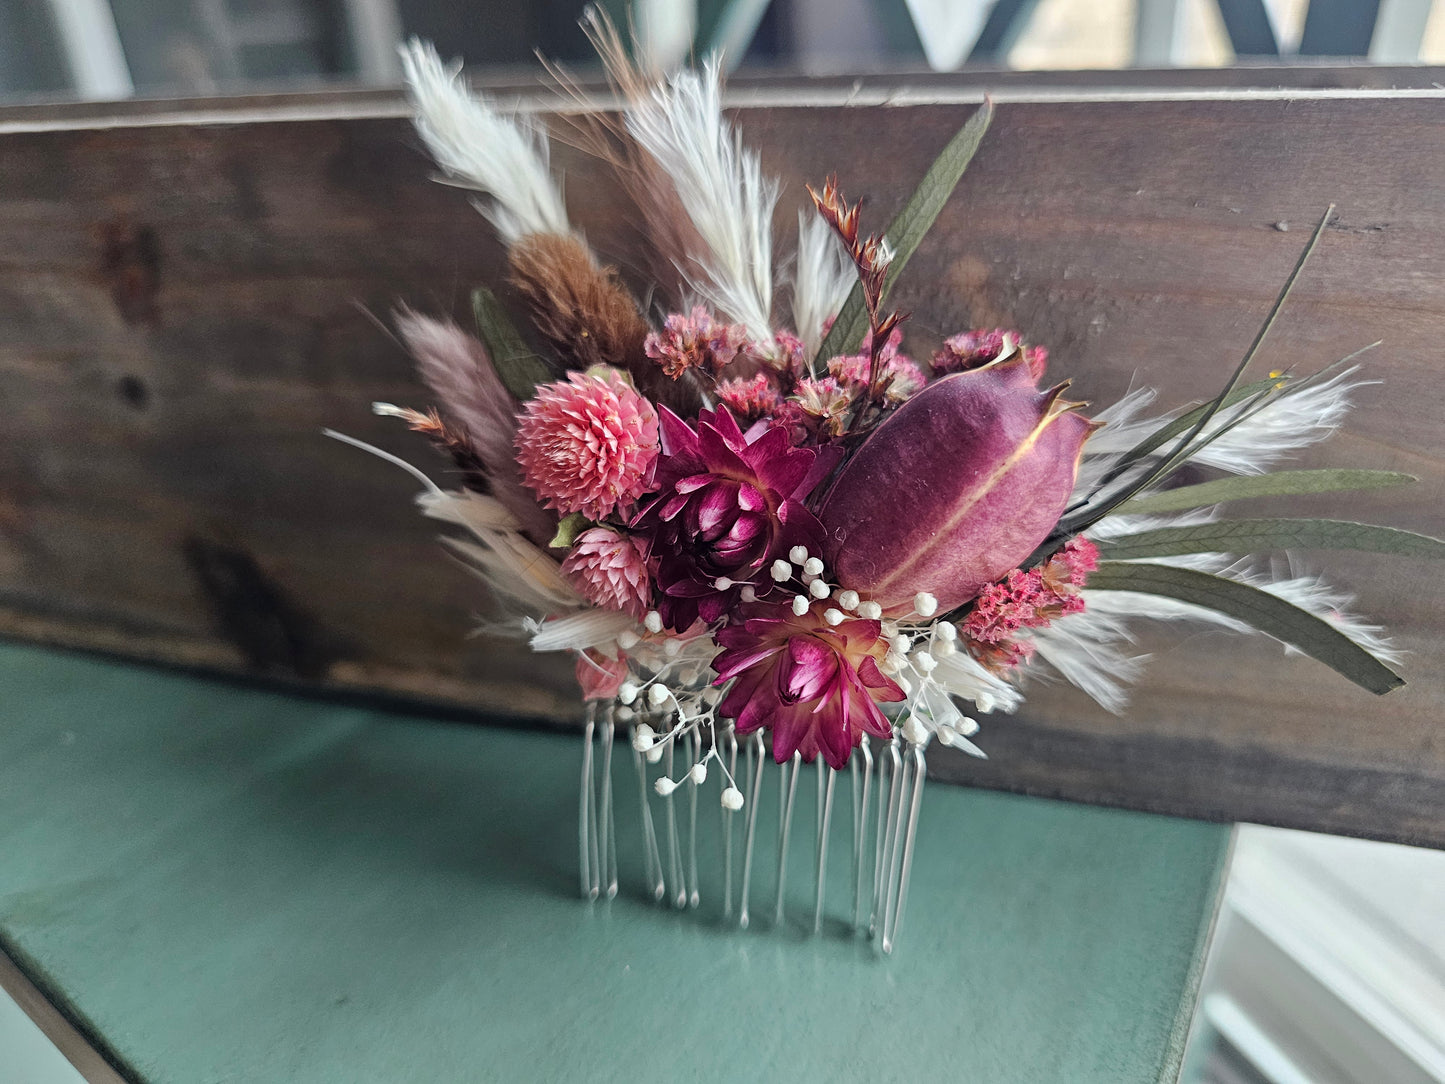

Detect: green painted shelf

[0,642,1229,1083]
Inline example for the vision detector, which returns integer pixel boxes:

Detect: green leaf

[1096,517,1445,562]
[1085,561,1404,695]
[1120,470,1417,515]
[548,512,592,551]
[472,287,552,400]
[812,99,995,367]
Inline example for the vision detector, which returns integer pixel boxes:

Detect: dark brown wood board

[1,82,1442,845]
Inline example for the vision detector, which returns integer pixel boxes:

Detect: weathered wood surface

[1,83,1442,845]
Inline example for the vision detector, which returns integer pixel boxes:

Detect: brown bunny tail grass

[507,232,703,414]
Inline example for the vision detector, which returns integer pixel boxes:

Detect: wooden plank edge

[0,941,134,1084]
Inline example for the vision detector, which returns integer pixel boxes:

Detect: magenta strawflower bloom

[514,368,659,520]
[713,604,904,769]
[561,527,651,618]
[633,406,829,631]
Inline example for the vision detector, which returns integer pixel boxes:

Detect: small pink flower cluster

[643,305,751,378]
[933,328,1048,382]
[959,538,1100,668]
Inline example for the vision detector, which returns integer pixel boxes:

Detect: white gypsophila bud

[739,585,757,603]
[974,692,995,714]
[617,630,640,651]
[644,610,663,634]
[789,545,809,565]
[934,621,958,643]
[934,639,956,658]
[837,589,860,611]
[913,651,937,673]
[663,638,682,657]
[809,579,830,600]
[914,592,938,617]
[858,601,883,620]
[616,705,634,722]
[891,633,911,655]
[618,682,639,706]
[648,683,671,707]
[803,557,825,577]
[631,722,655,751]
[771,559,791,582]
[901,715,928,745]
[936,725,955,747]
[714,576,733,590]
[646,744,663,764]
[792,595,810,616]
[894,674,913,697]
[654,776,679,796]
[959,716,980,736]
[823,608,844,626]
[689,761,707,784]
[721,787,745,811]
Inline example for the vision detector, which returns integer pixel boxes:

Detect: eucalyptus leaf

[813,99,995,367]
[1096,518,1445,561]
[1085,561,1404,695]
[1120,470,1417,515]
[472,287,552,400]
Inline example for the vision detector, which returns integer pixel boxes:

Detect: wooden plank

[0,86,1442,845]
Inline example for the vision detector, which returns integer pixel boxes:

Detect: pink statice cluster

[933,328,1048,382]
[643,306,750,378]
[959,538,1100,669]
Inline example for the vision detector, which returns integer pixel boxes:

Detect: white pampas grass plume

[393,309,555,544]
[400,38,569,243]
[623,58,778,342]
[526,609,640,653]
[1029,611,1149,714]
[791,210,853,357]
[426,492,581,614]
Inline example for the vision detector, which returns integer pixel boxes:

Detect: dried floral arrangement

[331,19,1443,952]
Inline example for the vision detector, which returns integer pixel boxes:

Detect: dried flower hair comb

[330,13,1443,953]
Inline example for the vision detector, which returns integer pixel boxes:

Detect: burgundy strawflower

[713,604,904,769]
[514,368,659,520]
[561,527,651,618]
[644,305,750,378]
[632,406,828,632]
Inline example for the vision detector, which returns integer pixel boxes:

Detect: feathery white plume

[400,38,570,243]
[791,210,853,356]
[1029,610,1150,714]
[526,609,640,653]
[623,58,778,342]
[422,490,581,614]
[930,649,1023,714]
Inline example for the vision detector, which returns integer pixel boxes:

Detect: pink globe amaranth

[817,350,1096,618]
[712,605,903,770]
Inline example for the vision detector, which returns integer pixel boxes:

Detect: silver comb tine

[813,760,836,935]
[738,731,764,929]
[774,750,801,927]
[721,724,739,920]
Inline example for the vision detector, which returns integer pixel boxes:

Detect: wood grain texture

[1,85,1442,845]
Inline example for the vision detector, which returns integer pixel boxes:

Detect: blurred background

[5,0,1445,103]
[1,1,1443,1082]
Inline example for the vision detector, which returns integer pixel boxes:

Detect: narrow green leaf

[1085,561,1404,694]
[472,287,552,400]
[549,512,592,551]
[1120,470,1417,515]
[1096,518,1445,561]
[812,99,995,366]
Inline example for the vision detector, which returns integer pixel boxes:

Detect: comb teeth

[579,711,927,954]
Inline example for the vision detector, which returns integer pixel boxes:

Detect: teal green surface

[0,642,1228,1083]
